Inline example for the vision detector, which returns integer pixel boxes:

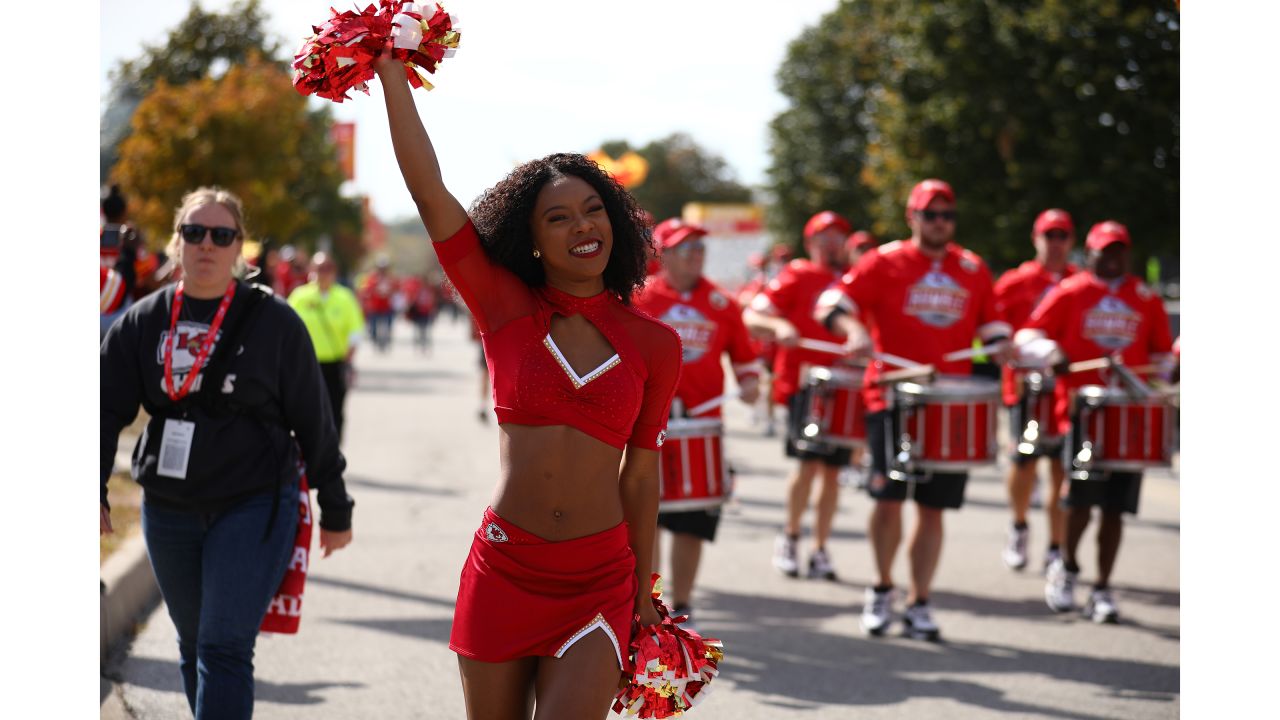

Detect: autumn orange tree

[112,52,360,255]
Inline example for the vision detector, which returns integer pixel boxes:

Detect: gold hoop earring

[532,248,542,258]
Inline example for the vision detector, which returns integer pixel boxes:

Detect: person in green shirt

[288,252,366,441]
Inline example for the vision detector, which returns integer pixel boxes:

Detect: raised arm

[374,54,468,242]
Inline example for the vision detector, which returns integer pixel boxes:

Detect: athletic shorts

[657,508,721,542]
[1063,472,1142,515]
[866,410,968,509]
[784,394,853,467]
[449,507,637,669]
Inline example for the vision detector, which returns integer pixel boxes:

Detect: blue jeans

[142,482,299,720]
[369,312,393,351]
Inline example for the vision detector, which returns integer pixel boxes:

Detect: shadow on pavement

[121,657,365,705]
[331,617,454,644]
[727,513,868,543]
[344,475,461,497]
[696,588,1178,717]
[308,575,457,610]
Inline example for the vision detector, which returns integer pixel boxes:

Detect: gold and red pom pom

[292,1,460,103]
[613,574,725,718]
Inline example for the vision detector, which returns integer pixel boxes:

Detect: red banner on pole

[330,122,356,181]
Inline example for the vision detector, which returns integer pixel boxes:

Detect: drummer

[744,211,851,581]
[634,218,762,626]
[1015,220,1173,624]
[816,179,1011,641]
[993,209,1080,574]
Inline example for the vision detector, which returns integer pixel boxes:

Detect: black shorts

[657,508,721,542]
[866,410,968,509]
[1007,403,1065,465]
[784,394,854,467]
[1063,472,1142,515]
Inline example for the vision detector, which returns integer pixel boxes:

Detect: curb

[100,531,159,665]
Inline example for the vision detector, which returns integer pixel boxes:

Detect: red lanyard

[164,280,237,402]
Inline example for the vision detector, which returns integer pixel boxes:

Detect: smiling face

[529,174,614,292]
[178,202,243,298]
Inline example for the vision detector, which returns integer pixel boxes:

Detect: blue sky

[101,0,839,222]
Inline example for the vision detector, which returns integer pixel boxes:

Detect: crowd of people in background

[101,171,1179,717]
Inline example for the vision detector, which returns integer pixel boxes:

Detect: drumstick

[942,342,1008,362]
[1064,358,1162,376]
[875,365,937,385]
[797,338,848,355]
[1110,363,1155,399]
[796,338,922,370]
[688,392,738,417]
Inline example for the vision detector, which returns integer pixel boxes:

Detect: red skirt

[449,507,638,669]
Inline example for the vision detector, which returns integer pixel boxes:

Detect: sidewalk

[103,316,1180,718]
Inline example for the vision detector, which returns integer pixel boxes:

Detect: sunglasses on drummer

[1043,229,1072,241]
[180,224,240,247]
[915,209,957,223]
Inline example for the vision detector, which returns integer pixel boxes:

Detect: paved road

[103,316,1180,718]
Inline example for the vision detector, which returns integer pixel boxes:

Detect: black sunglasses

[1043,229,1072,241]
[180,224,240,247]
[915,210,958,223]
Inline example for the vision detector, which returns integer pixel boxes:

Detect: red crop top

[434,219,681,451]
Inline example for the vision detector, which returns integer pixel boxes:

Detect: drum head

[805,365,863,387]
[1075,385,1172,408]
[665,417,725,437]
[896,375,1000,401]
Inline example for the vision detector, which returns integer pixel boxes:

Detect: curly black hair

[469,153,653,304]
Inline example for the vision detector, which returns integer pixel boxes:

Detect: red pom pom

[292,1,461,103]
[613,574,725,717]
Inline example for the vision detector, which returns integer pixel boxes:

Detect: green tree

[112,54,360,255]
[101,0,280,181]
[598,133,752,222]
[768,0,1179,271]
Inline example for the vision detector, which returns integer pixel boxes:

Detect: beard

[919,228,951,251]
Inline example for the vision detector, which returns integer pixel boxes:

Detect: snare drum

[1066,386,1174,479]
[658,417,730,512]
[890,375,1000,476]
[790,366,867,450]
[1013,371,1063,456]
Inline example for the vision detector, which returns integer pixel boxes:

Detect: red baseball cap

[906,179,956,218]
[1085,220,1132,251]
[846,230,877,252]
[652,218,708,250]
[1033,209,1075,236]
[803,211,852,240]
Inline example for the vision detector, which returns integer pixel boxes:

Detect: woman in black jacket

[100,186,354,719]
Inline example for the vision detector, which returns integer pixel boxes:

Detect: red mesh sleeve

[434,219,536,333]
[627,321,682,451]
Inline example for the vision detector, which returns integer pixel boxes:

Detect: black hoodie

[100,281,353,531]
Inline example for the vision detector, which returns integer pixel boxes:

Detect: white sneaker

[1002,524,1030,571]
[1042,548,1062,576]
[902,603,941,641]
[772,534,799,577]
[1045,558,1077,613]
[860,587,894,636]
[1084,588,1120,624]
[808,548,838,580]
